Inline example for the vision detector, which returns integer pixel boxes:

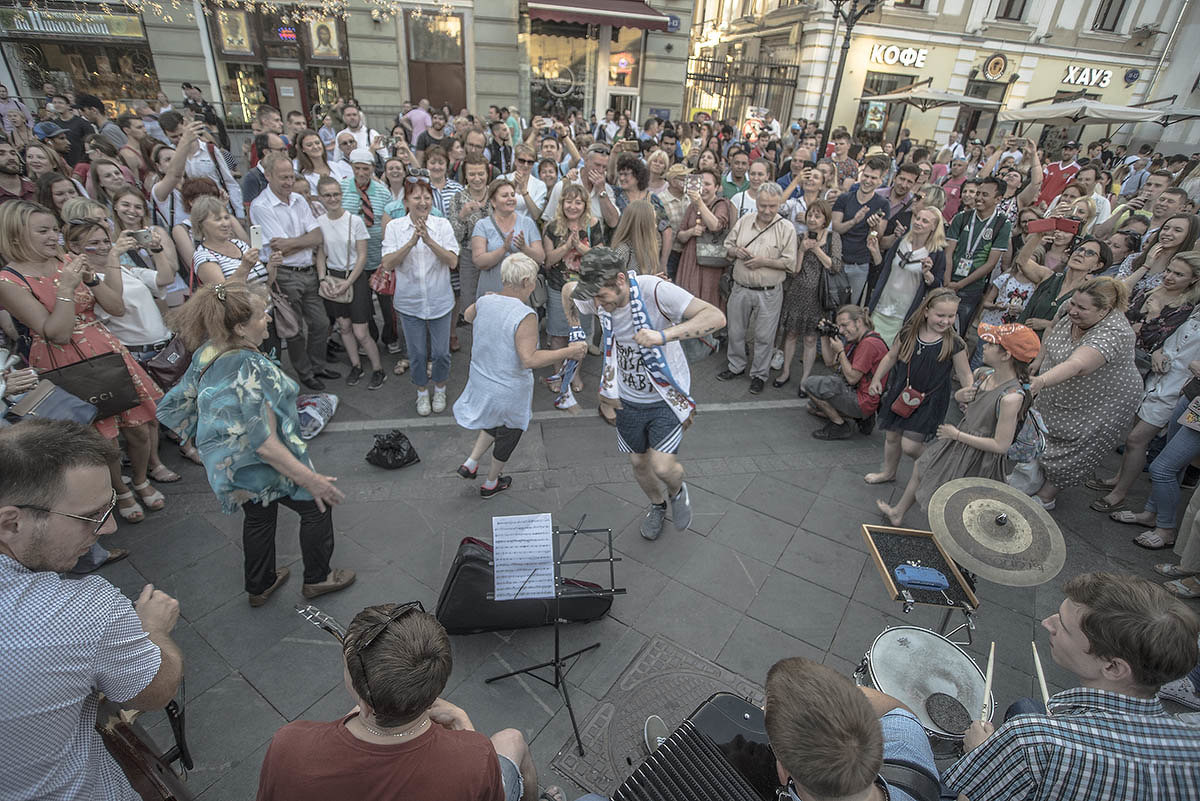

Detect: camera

[817,318,840,338]
[806,231,819,240]
[129,228,154,246]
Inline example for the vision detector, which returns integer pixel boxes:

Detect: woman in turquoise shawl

[158,282,355,606]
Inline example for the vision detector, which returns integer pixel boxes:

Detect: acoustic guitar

[96,691,195,801]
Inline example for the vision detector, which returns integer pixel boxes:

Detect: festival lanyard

[961,208,998,262]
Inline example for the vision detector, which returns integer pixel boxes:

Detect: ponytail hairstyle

[169,281,269,351]
[1074,275,1131,316]
[894,287,961,363]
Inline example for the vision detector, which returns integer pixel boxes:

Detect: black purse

[142,337,192,391]
[365,429,421,470]
[40,344,140,419]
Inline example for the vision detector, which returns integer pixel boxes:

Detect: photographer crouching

[803,305,888,440]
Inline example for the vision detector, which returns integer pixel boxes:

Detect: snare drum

[855,626,994,746]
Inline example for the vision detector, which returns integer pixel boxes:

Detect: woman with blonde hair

[1070,194,1098,235]
[542,182,604,389]
[1028,276,1143,509]
[452,253,587,496]
[867,206,948,345]
[0,202,163,531]
[1120,213,1200,295]
[85,157,130,211]
[110,185,179,297]
[646,149,670,194]
[610,199,661,275]
[158,281,355,606]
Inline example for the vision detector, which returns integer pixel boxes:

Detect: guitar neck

[294,604,347,642]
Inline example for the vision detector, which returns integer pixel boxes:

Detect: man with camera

[803,305,888,440]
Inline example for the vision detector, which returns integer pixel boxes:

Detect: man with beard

[415,109,449,166]
[0,140,34,202]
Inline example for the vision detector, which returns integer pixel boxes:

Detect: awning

[999,99,1162,126]
[527,0,671,31]
[855,88,1002,113]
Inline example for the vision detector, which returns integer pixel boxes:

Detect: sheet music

[492,513,556,601]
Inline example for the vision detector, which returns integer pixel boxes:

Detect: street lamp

[819,0,881,158]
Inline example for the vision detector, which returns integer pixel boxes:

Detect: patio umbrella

[1142,103,1200,127]
[855,87,1002,113]
[999,98,1162,126]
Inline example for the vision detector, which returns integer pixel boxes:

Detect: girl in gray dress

[878,323,1039,526]
[453,254,586,496]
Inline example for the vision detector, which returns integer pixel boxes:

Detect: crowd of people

[1,86,1199,800]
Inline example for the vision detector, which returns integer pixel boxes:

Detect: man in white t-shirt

[338,105,387,160]
[565,248,726,541]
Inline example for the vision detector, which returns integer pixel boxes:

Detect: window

[994,0,1027,21]
[894,0,926,8]
[407,12,462,62]
[1092,0,1127,32]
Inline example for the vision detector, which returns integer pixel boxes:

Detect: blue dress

[453,294,536,431]
[157,344,314,512]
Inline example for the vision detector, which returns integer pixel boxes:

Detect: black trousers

[241,497,334,594]
[485,425,524,462]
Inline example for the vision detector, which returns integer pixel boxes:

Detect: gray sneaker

[670,483,693,532]
[644,714,670,753]
[641,503,667,540]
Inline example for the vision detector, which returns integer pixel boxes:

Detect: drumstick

[1032,641,1052,714]
[980,641,995,722]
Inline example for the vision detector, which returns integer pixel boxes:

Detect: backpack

[975,368,1047,464]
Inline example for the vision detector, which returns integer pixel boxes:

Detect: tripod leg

[559,670,586,757]
[485,657,559,683]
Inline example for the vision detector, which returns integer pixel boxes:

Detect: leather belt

[127,340,169,354]
[279,263,315,272]
[736,282,778,292]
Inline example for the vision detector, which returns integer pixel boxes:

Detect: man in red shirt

[0,140,34,203]
[802,305,889,439]
[940,158,970,221]
[1036,140,1080,208]
[255,603,539,801]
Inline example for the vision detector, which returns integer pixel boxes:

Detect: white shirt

[382,215,460,319]
[300,159,353,196]
[947,141,966,161]
[0,555,160,801]
[999,148,1024,166]
[96,264,171,346]
[338,124,387,160]
[728,190,759,217]
[184,142,242,216]
[573,274,694,403]
[501,171,548,217]
[317,211,368,272]
[249,189,321,267]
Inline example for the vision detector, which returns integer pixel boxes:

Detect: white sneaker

[386,341,403,355]
[416,392,432,417]
[431,387,447,413]
[1159,677,1200,710]
[770,348,785,371]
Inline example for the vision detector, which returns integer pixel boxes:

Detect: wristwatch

[83,275,101,287]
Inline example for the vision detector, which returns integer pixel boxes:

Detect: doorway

[266,70,306,118]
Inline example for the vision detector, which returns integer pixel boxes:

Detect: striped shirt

[340,177,391,271]
[193,238,270,286]
[943,687,1200,801]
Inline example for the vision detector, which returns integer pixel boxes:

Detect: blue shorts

[615,400,683,455]
[498,753,523,801]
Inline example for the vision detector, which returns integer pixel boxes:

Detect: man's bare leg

[491,728,537,801]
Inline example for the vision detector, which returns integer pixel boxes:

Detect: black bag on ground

[436,536,612,634]
[365,429,420,469]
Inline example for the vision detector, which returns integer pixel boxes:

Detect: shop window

[609,28,643,89]
[222,63,267,126]
[894,0,926,9]
[5,41,159,108]
[1092,0,1127,32]
[953,79,1008,144]
[855,70,916,145]
[308,67,352,116]
[994,0,1027,21]
[529,20,594,119]
[405,12,465,109]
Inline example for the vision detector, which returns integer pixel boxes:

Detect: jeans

[241,496,334,595]
[1145,395,1200,529]
[274,268,330,380]
[956,288,984,337]
[969,335,986,370]
[726,283,783,380]
[398,309,453,387]
[844,262,869,306]
[666,250,681,281]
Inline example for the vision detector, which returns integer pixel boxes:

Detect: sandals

[128,479,166,512]
[598,405,616,426]
[179,442,203,465]
[148,464,181,483]
[863,473,896,485]
[1085,477,1118,492]
[1164,576,1200,599]
[393,359,410,376]
[539,788,565,801]
[1133,531,1176,550]
[1089,497,1127,513]
[1110,510,1153,526]
[1154,563,1198,578]
[116,491,144,523]
[543,376,563,394]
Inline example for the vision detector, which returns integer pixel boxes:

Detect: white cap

[349,148,374,165]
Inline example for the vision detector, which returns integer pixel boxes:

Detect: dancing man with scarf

[564,248,726,540]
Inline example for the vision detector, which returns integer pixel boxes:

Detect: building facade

[0,0,693,130]
[687,0,1188,151]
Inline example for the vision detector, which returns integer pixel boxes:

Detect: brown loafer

[101,547,130,567]
[248,566,290,607]
[302,567,357,599]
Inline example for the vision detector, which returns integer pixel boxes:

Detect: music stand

[486,516,625,757]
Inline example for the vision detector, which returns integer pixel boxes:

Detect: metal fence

[684,54,800,123]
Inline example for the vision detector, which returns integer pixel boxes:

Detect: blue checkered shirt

[943,687,1200,801]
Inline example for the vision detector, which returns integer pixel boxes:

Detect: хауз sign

[1061,65,1112,88]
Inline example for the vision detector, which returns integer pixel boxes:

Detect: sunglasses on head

[405,167,431,185]
[349,601,425,711]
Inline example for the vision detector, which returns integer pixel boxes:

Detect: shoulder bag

[269,283,302,340]
[319,214,356,304]
[818,238,851,311]
[39,342,140,420]
[889,359,926,418]
[694,200,733,269]
[7,378,97,424]
[143,337,192,391]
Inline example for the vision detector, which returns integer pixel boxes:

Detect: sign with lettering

[0,8,145,39]
[1062,65,1112,88]
[870,44,929,68]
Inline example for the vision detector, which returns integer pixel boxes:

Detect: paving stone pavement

[101,341,1192,800]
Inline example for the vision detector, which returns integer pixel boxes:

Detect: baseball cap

[33,121,67,140]
[977,323,1040,363]
[348,148,374,165]
[790,122,801,131]
[1063,140,1081,149]
[664,163,693,179]
[571,247,625,299]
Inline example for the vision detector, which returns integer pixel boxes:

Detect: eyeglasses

[515,157,535,166]
[1075,248,1102,258]
[17,489,117,536]
[349,600,424,711]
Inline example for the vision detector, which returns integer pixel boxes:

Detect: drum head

[867,626,992,737]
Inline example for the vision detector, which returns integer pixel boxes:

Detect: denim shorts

[498,753,523,801]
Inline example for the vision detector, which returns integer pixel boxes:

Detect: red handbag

[889,360,926,418]
[368,267,395,295]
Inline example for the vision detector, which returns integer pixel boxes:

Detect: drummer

[944,571,1200,801]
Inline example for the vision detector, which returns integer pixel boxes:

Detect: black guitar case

[435,536,612,634]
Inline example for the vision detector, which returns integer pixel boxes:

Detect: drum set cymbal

[927,478,1066,588]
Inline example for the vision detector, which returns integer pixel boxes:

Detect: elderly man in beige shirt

[716,182,797,393]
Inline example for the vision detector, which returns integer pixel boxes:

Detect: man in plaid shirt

[945,572,1200,801]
